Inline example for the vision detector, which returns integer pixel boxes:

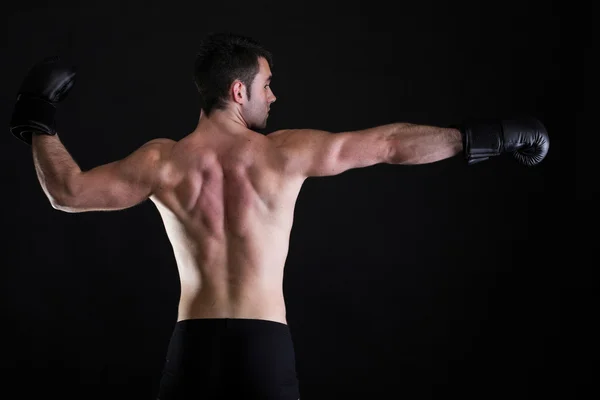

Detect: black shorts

[157,318,300,400]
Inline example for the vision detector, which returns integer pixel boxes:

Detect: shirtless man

[9,33,549,400]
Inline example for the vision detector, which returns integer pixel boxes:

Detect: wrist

[447,128,463,153]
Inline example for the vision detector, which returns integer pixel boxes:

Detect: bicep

[59,139,172,212]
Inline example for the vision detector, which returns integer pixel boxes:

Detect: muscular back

[149,129,304,324]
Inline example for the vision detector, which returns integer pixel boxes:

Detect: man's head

[194,32,276,130]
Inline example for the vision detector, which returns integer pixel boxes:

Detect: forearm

[386,123,463,165]
[31,134,82,207]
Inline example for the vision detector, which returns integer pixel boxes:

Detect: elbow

[52,202,83,213]
[49,197,63,210]
[50,196,78,213]
[51,174,84,212]
[48,189,81,213]
[43,189,68,211]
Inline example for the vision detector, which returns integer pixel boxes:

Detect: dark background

[0,1,589,399]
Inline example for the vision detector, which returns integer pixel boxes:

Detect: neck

[195,108,256,138]
[198,107,248,128]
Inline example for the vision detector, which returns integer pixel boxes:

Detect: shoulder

[143,137,177,148]
[138,138,177,159]
[265,129,290,146]
[265,129,336,179]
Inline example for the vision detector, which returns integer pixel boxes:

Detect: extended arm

[273,116,549,179]
[32,134,173,212]
[272,122,463,178]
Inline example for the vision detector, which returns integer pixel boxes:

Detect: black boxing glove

[454,116,550,166]
[9,56,77,145]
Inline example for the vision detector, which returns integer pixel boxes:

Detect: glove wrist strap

[10,95,57,145]
[458,120,504,165]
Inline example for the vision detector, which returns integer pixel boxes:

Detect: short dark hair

[193,32,274,115]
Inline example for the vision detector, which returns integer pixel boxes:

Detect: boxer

[9,32,549,400]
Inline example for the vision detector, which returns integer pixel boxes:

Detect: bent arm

[32,134,173,212]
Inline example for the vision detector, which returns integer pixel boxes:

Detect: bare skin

[30,57,463,326]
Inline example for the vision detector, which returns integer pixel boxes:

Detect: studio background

[0,1,587,399]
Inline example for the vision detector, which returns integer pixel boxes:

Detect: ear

[232,80,246,105]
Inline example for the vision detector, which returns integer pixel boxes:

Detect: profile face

[244,57,276,130]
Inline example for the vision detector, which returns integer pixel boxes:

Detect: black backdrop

[0,1,588,399]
